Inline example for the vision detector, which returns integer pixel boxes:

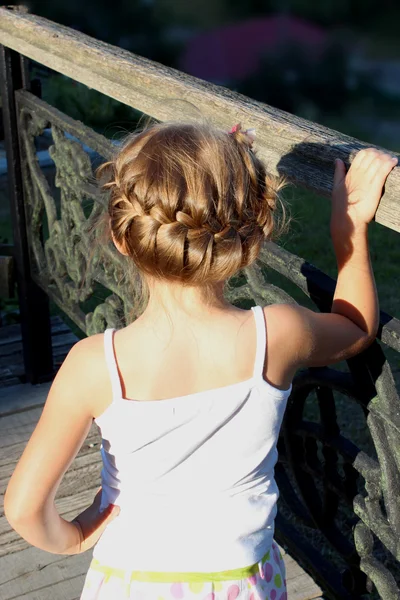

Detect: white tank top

[93,306,292,572]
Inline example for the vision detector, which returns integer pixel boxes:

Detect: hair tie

[229,123,256,147]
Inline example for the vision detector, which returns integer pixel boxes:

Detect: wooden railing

[1,6,399,599]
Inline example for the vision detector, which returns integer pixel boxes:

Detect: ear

[111,232,129,256]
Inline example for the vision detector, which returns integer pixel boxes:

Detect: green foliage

[23,0,159,46]
[276,186,400,317]
[14,0,182,67]
[39,74,143,135]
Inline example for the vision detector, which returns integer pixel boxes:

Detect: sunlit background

[0,4,399,592]
[1,0,399,318]
[14,0,400,150]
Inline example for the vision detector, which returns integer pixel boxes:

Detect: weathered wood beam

[0,7,399,232]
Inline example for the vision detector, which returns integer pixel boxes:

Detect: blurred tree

[39,75,143,134]
[6,0,399,131]
[154,0,229,28]
[154,0,277,28]
[12,0,183,66]
[23,0,157,44]
[269,0,395,27]
[11,0,400,43]
[238,42,350,117]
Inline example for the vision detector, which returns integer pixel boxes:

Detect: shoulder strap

[103,329,123,400]
[251,306,267,379]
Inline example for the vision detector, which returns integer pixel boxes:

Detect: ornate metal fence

[1,7,400,599]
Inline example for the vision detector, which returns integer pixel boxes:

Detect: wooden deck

[0,316,78,388]
[0,323,324,600]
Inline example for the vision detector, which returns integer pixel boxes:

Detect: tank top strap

[103,328,123,400]
[251,305,267,379]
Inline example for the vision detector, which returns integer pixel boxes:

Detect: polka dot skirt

[80,540,287,600]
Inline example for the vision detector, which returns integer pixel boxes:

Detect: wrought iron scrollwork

[16,90,137,334]
[242,245,400,599]
[15,89,400,599]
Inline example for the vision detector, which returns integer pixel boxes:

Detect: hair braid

[99,122,287,285]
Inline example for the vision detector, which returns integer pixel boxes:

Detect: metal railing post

[0,45,53,383]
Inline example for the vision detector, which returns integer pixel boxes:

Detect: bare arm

[329,148,397,340]
[4,335,119,554]
[268,149,397,379]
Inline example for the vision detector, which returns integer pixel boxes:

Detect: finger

[357,148,380,172]
[80,504,120,554]
[371,155,398,184]
[110,504,120,518]
[92,504,120,536]
[363,154,394,181]
[350,148,370,169]
[333,158,346,187]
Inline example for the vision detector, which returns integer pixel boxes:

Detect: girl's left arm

[4,334,116,555]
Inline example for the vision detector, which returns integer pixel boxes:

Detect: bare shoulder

[261,302,325,372]
[66,333,106,373]
[263,303,310,343]
[257,303,309,387]
[262,301,371,368]
[51,333,111,415]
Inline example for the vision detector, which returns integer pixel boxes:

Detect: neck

[144,278,229,318]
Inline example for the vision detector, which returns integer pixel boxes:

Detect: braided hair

[98,122,286,285]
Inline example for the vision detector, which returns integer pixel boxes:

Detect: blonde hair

[98,122,286,286]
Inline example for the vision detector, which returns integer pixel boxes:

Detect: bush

[39,72,144,135]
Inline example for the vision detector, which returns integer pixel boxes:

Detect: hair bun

[101,122,287,285]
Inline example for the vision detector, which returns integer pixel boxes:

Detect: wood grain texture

[0,7,399,233]
[0,546,90,600]
[283,551,324,599]
[0,315,77,388]
[0,389,102,561]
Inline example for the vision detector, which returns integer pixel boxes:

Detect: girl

[4,122,397,600]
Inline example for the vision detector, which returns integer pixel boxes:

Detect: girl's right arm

[271,148,397,374]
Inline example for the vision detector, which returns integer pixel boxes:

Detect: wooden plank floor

[0,316,78,387]
[0,324,324,600]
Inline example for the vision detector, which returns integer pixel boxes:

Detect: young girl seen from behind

[4,122,397,600]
